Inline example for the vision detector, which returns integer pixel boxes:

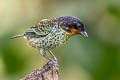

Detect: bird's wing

[25,19,56,38]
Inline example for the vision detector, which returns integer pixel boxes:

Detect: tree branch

[20,60,58,80]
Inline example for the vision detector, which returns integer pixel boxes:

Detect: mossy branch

[20,60,58,80]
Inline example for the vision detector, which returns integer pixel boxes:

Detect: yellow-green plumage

[27,18,69,50]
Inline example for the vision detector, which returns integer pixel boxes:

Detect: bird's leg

[40,49,51,61]
[48,50,57,61]
[48,50,59,73]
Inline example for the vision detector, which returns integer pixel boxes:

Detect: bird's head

[58,16,88,38]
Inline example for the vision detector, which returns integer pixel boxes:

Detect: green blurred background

[0,0,120,80]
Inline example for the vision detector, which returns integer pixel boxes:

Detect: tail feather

[10,34,24,39]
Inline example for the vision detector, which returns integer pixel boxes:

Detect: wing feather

[25,19,56,38]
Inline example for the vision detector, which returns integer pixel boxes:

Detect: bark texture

[20,60,58,80]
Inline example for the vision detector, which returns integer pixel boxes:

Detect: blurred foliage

[0,0,120,80]
[108,4,120,19]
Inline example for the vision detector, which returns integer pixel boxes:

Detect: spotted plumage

[11,16,88,72]
[28,20,69,50]
[22,18,68,50]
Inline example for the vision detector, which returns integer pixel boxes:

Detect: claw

[47,50,59,73]
[51,59,59,73]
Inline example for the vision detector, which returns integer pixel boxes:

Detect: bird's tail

[10,34,24,39]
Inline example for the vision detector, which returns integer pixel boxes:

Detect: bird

[11,16,88,72]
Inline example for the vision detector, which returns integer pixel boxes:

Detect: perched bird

[11,16,88,72]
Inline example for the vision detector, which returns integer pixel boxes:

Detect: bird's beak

[80,31,88,38]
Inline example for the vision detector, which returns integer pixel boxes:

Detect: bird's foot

[51,59,59,73]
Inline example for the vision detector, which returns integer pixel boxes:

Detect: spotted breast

[26,19,69,50]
